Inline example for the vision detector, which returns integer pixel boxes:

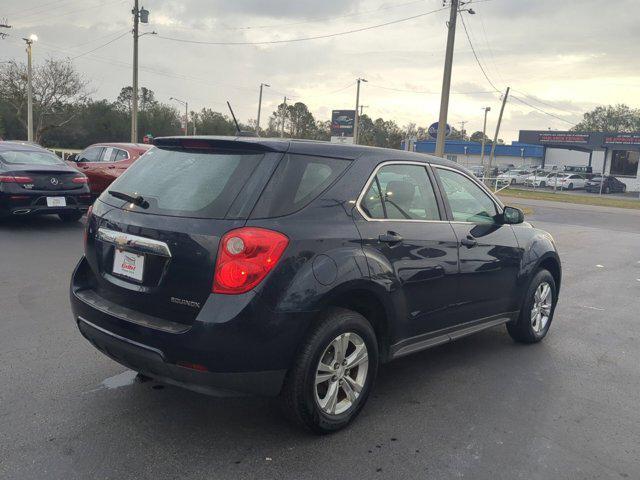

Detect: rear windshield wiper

[108,190,149,209]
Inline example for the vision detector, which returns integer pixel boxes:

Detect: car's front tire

[507,269,557,344]
[280,307,378,434]
[59,211,84,222]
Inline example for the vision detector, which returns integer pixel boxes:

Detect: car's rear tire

[567,183,574,190]
[59,211,84,222]
[507,269,557,344]
[604,186,610,194]
[540,181,546,187]
[280,307,378,434]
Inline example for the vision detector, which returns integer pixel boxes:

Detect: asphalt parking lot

[1,200,639,480]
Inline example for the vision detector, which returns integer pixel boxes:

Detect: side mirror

[67,153,78,162]
[502,206,524,224]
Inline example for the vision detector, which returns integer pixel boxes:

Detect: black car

[70,136,561,433]
[584,175,627,194]
[0,141,91,221]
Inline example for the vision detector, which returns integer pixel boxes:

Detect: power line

[368,83,495,95]
[511,88,580,116]
[155,7,447,46]
[70,30,129,59]
[166,0,433,32]
[509,95,576,126]
[458,10,501,92]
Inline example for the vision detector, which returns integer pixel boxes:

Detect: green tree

[286,102,317,138]
[0,58,90,142]
[572,104,640,132]
[192,108,237,135]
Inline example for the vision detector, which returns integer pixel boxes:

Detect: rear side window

[251,154,349,218]
[103,148,264,218]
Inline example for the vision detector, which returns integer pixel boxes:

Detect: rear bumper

[70,257,313,396]
[0,191,91,216]
[77,317,286,396]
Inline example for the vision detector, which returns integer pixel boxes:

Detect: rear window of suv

[102,147,265,218]
[250,154,350,218]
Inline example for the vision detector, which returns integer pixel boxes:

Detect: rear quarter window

[250,154,350,218]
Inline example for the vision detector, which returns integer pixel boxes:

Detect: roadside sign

[428,122,451,139]
[330,110,355,138]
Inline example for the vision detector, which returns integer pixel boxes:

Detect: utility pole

[359,105,369,117]
[435,1,475,157]
[23,34,37,142]
[435,0,458,157]
[458,120,467,140]
[487,87,510,178]
[131,2,149,142]
[280,96,288,138]
[480,106,491,167]
[353,78,367,144]
[256,83,269,135]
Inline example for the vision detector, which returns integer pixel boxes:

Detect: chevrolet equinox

[70,136,561,433]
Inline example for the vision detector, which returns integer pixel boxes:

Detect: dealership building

[518,131,640,192]
[409,131,640,192]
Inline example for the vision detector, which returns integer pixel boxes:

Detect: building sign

[428,122,451,139]
[604,133,640,145]
[330,110,355,137]
[538,132,590,144]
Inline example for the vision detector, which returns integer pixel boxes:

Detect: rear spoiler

[153,136,288,154]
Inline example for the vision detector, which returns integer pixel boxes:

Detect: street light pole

[170,97,188,135]
[480,106,491,167]
[23,34,37,142]
[256,83,269,135]
[354,78,367,144]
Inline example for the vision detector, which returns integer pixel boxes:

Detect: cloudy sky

[2,0,639,141]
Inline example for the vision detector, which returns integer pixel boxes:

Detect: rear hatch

[84,138,285,326]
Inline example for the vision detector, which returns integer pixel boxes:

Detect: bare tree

[0,58,90,142]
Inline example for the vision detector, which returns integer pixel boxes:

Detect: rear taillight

[0,175,33,183]
[72,175,88,184]
[213,227,289,295]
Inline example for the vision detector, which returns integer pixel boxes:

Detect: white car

[525,171,557,187]
[497,169,531,186]
[548,173,587,190]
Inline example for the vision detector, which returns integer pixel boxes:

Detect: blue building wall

[409,140,544,159]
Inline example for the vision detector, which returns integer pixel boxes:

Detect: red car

[68,143,152,196]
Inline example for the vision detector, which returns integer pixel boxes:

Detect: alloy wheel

[314,332,369,416]
[531,282,553,334]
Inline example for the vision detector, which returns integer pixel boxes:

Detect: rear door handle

[379,232,403,243]
[460,235,477,248]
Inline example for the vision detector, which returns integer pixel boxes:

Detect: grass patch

[497,188,640,210]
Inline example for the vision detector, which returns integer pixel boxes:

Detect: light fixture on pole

[170,97,189,135]
[354,78,367,144]
[434,0,475,157]
[256,83,270,135]
[23,34,38,142]
[131,1,150,142]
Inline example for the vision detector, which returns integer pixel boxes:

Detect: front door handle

[460,235,477,248]
[379,232,403,244]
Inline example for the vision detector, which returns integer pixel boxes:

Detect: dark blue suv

[70,136,561,433]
